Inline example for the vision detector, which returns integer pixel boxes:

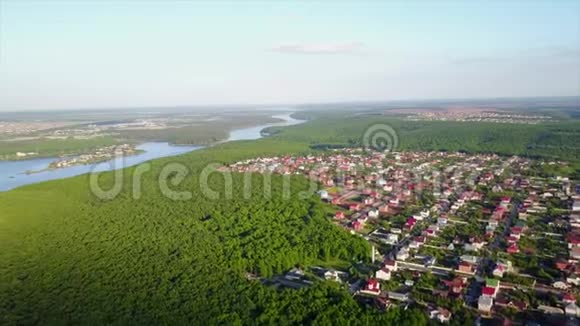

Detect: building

[361,279,381,295]
[562,293,576,304]
[565,302,580,317]
[429,308,452,323]
[573,200,580,212]
[481,286,497,298]
[553,281,569,290]
[375,268,391,281]
[387,291,409,302]
[478,296,493,313]
[458,262,474,274]
[352,221,363,231]
[396,247,410,261]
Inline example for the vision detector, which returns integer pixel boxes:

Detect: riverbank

[0,113,305,191]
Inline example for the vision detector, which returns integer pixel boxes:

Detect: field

[0,136,121,160]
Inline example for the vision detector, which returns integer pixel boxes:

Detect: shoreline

[0,113,305,191]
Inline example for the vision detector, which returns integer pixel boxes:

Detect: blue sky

[0,1,579,111]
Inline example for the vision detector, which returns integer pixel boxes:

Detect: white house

[386,233,399,245]
[565,303,580,317]
[368,209,379,218]
[573,200,580,212]
[478,296,493,313]
[375,268,391,281]
[553,281,569,290]
[396,247,410,261]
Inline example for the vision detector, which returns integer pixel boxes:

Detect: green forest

[274,115,580,163]
[1,115,579,324]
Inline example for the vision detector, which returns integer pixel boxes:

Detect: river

[0,113,304,191]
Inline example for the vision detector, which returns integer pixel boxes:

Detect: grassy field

[0,136,121,160]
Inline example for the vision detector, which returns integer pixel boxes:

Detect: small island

[48,144,139,169]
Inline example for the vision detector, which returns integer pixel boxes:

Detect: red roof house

[507,243,519,254]
[482,286,497,298]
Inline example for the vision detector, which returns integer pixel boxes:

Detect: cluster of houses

[227,149,580,322]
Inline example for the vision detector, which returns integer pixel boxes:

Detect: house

[567,234,580,249]
[429,308,452,323]
[565,302,580,317]
[378,204,390,213]
[423,255,436,267]
[375,268,391,281]
[408,240,421,250]
[374,296,391,310]
[384,233,399,245]
[460,255,479,265]
[492,266,505,278]
[387,291,409,302]
[285,268,306,281]
[478,296,493,313]
[501,196,511,204]
[492,261,513,278]
[553,281,569,290]
[443,277,466,295]
[361,279,381,295]
[562,293,576,304]
[486,278,500,290]
[396,247,410,261]
[352,221,363,231]
[567,274,580,286]
[458,262,474,274]
[495,297,527,311]
[368,209,379,218]
[349,203,362,211]
[573,200,580,212]
[335,211,345,219]
[570,247,580,260]
[538,305,564,315]
[414,236,426,246]
[405,217,417,230]
[507,243,519,254]
[506,236,518,244]
[324,270,341,282]
[481,286,497,298]
[555,260,569,271]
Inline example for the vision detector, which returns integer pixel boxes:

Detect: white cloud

[269,42,364,55]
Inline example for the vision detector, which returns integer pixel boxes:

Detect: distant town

[407,111,552,124]
[226,149,580,323]
[47,144,138,169]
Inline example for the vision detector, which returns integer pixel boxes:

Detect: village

[406,110,553,124]
[227,148,580,324]
[47,143,138,169]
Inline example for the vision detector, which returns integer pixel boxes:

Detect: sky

[0,1,579,111]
